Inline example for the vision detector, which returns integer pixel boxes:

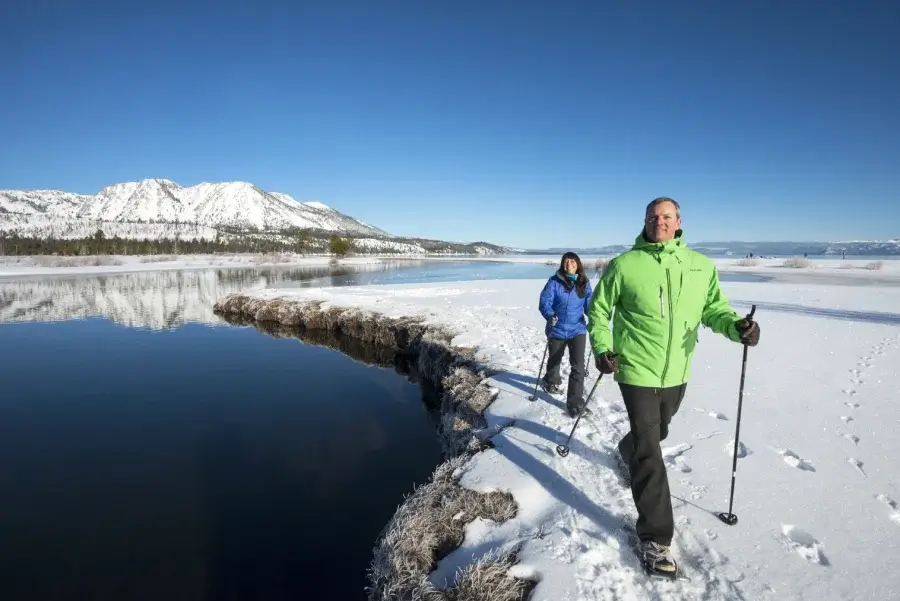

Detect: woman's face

[564,258,578,274]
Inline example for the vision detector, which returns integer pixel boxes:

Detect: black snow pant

[543,333,587,412]
[616,382,688,546]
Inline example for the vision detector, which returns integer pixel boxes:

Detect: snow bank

[0,253,388,278]
[217,278,900,601]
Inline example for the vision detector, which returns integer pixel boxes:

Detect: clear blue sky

[1,1,897,248]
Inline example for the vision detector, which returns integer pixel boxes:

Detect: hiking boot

[640,541,677,577]
[540,379,562,395]
[566,401,591,418]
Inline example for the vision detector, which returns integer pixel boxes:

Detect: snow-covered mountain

[0,178,390,237]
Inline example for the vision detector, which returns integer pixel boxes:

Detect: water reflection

[0,263,415,330]
[0,261,777,330]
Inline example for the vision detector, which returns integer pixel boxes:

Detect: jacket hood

[554,269,574,287]
[632,229,687,255]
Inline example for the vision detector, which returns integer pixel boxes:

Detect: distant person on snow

[538,252,593,418]
[586,197,760,578]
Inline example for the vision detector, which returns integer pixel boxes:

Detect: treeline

[0,229,353,257]
[0,227,506,257]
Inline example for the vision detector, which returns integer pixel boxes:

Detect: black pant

[616,382,687,546]
[544,333,586,410]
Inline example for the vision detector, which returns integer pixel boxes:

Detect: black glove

[547,315,558,327]
[735,315,760,346]
[595,351,618,374]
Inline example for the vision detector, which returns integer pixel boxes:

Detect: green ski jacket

[587,231,743,388]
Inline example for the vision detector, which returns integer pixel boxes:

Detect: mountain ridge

[0,178,514,255]
[1,178,392,237]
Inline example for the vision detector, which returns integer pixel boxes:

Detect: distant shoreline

[1,252,898,283]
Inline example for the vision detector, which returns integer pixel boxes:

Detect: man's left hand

[736,316,760,346]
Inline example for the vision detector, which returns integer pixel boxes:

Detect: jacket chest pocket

[624,282,667,320]
[679,271,709,321]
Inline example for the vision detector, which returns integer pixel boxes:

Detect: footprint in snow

[780,525,829,566]
[842,388,858,396]
[848,458,866,477]
[844,401,860,409]
[662,443,693,473]
[725,439,752,458]
[694,430,723,440]
[694,407,728,420]
[838,432,860,446]
[876,495,900,526]
[849,378,864,386]
[840,415,855,424]
[778,449,816,472]
[877,494,897,510]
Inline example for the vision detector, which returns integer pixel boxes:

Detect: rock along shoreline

[213,293,535,601]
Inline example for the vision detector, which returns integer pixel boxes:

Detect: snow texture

[242,276,900,601]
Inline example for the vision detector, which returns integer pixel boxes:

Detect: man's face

[644,201,682,242]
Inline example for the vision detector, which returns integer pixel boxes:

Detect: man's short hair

[645,197,680,218]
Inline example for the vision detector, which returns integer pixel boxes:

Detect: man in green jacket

[586,197,760,577]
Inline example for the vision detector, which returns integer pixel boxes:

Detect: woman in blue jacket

[538,251,593,417]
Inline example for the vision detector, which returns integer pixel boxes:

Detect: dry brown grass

[366,455,520,601]
[734,258,760,267]
[444,546,535,601]
[781,257,811,268]
[592,258,609,273]
[212,293,530,599]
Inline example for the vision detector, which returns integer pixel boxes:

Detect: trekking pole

[718,304,757,526]
[528,337,551,401]
[556,373,604,457]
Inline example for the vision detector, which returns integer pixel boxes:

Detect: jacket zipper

[660,269,674,386]
[555,287,571,337]
[659,287,665,318]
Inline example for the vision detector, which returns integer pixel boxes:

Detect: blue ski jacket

[539,270,593,340]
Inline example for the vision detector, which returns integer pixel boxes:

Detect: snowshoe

[639,541,679,580]
[621,520,690,582]
[540,379,562,395]
[566,402,592,418]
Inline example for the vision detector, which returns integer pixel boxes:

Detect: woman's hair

[559,251,589,298]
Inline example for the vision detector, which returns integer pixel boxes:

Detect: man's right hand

[595,351,618,374]
[548,315,558,327]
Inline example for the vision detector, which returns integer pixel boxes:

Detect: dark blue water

[0,318,442,601]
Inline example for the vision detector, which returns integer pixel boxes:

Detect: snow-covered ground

[244,277,899,601]
[0,253,389,278]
